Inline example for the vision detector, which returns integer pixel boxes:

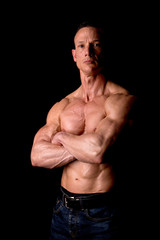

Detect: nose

[85,44,94,57]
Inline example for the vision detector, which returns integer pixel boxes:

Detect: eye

[93,42,101,47]
[78,44,84,48]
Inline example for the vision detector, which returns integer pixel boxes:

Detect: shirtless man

[31,22,136,239]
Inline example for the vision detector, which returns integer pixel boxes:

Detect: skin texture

[31,26,136,194]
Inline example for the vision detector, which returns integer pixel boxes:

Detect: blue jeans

[49,198,120,240]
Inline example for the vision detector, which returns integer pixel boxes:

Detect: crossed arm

[31,124,76,168]
[31,94,136,169]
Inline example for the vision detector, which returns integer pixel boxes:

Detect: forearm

[31,140,75,169]
[53,119,124,164]
[53,132,105,164]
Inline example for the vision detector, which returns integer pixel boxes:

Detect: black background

[3,2,157,239]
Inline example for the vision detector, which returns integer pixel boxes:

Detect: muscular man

[31,22,137,239]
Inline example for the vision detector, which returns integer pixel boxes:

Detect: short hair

[74,20,104,37]
[73,21,105,49]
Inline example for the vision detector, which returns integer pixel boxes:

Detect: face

[72,27,104,75]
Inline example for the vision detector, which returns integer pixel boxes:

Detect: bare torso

[60,90,115,193]
[31,26,135,196]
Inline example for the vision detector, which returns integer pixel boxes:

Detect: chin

[83,67,103,76]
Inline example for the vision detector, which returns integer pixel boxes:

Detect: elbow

[30,151,39,167]
[91,147,104,164]
[30,147,43,167]
[30,143,39,167]
[94,155,103,164]
[89,134,104,164]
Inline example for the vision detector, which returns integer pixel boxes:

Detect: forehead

[74,27,102,43]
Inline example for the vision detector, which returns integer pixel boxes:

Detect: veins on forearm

[53,131,103,164]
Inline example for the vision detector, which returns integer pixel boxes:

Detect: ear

[72,49,76,62]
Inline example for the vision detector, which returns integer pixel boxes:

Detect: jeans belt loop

[80,198,85,210]
[63,195,69,209]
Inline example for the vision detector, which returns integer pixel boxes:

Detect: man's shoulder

[46,98,69,123]
[105,80,130,95]
[104,80,137,112]
[47,87,81,121]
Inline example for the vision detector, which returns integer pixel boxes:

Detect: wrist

[51,131,65,145]
[54,131,67,144]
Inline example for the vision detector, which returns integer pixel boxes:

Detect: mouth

[83,59,95,64]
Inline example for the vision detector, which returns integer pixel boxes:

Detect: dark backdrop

[5,3,156,239]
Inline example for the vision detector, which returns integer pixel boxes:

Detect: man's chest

[60,97,106,134]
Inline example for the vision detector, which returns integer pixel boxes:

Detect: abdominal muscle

[61,161,115,194]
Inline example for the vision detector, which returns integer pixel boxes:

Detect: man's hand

[51,131,65,146]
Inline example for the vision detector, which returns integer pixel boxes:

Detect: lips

[83,59,95,64]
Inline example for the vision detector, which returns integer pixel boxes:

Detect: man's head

[72,21,105,76]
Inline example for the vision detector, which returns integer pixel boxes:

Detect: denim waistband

[60,186,114,199]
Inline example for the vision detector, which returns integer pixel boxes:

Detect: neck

[80,72,106,102]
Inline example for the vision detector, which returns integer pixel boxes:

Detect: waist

[61,162,115,193]
[59,186,117,210]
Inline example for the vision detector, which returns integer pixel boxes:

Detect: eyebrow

[76,40,101,44]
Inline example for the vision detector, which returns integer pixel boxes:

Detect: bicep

[33,123,59,145]
[105,94,136,122]
[95,116,121,145]
[95,94,136,148]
